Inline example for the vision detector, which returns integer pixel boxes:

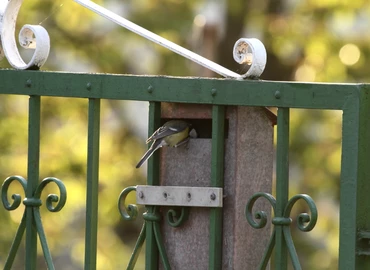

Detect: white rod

[74,0,242,79]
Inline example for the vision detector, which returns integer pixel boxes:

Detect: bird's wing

[145,126,162,144]
[146,126,180,143]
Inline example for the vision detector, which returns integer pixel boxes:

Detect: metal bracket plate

[136,185,223,207]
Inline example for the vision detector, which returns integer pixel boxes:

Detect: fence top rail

[0,69,364,110]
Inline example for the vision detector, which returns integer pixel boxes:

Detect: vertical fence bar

[25,95,41,270]
[275,107,290,270]
[355,88,370,269]
[339,91,364,269]
[84,98,101,270]
[145,101,161,270]
[209,105,225,270]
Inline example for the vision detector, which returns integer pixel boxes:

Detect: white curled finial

[0,0,50,70]
[233,38,267,78]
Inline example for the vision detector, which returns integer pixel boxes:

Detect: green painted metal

[117,102,176,270]
[144,102,172,269]
[275,108,290,270]
[245,192,277,269]
[25,95,40,270]
[34,208,54,270]
[355,86,370,268]
[339,95,359,269]
[119,201,172,270]
[0,70,357,109]
[127,223,147,270]
[118,186,139,221]
[33,177,67,270]
[118,187,189,269]
[147,101,161,186]
[283,194,318,269]
[245,193,318,269]
[1,175,66,270]
[84,98,101,270]
[339,85,370,270]
[151,210,171,270]
[146,101,161,270]
[1,69,370,269]
[244,108,318,270]
[2,176,28,270]
[118,186,144,269]
[142,206,171,269]
[4,214,27,270]
[209,105,225,270]
[166,207,189,227]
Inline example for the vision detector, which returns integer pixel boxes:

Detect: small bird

[136,120,191,168]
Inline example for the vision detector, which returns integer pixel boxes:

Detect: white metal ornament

[233,38,267,78]
[0,0,50,70]
[75,0,267,79]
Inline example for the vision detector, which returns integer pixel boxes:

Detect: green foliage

[0,0,368,269]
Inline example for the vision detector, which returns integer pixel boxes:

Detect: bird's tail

[136,140,165,168]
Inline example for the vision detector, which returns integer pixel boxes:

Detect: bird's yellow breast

[164,127,189,147]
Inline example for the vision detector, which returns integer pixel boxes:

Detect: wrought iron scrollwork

[34,177,67,212]
[1,175,67,212]
[285,194,318,232]
[166,206,189,228]
[1,175,27,211]
[245,192,318,269]
[118,186,138,221]
[1,175,67,270]
[245,192,277,229]
[118,186,189,269]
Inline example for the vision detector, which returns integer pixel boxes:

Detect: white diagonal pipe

[74,0,266,79]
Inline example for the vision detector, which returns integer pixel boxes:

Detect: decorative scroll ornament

[166,206,189,227]
[118,186,138,221]
[74,0,267,79]
[118,186,189,269]
[233,38,267,78]
[1,175,67,212]
[1,175,67,269]
[245,192,318,269]
[0,0,50,69]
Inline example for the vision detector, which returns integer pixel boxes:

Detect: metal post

[25,95,41,270]
[209,105,225,269]
[145,101,161,270]
[84,98,101,270]
[339,87,370,269]
[355,87,370,269]
[275,107,290,270]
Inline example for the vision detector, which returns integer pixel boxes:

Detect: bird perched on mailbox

[136,120,192,168]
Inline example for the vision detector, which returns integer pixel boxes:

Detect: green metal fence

[1,69,370,269]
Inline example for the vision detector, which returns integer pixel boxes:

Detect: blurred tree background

[0,0,368,269]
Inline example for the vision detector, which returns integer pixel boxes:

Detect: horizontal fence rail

[1,69,370,269]
[0,70,361,109]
